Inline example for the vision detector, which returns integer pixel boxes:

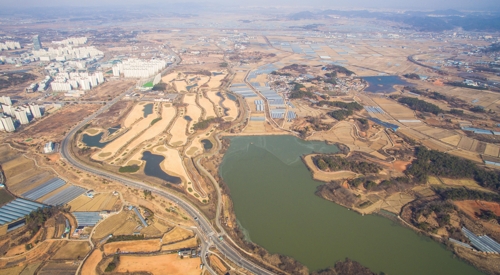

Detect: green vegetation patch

[318,101,363,121]
[142,81,154,88]
[118,165,140,173]
[107,234,145,243]
[150,117,162,126]
[398,97,443,115]
[313,155,380,174]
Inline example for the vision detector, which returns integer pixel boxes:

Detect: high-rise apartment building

[0,116,15,132]
[29,104,42,118]
[14,109,29,125]
[1,96,12,106]
[33,35,42,51]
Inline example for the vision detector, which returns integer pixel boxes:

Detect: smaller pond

[108,125,120,135]
[141,151,182,184]
[201,139,213,150]
[143,103,154,118]
[184,116,192,121]
[81,132,110,148]
[186,83,198,91]
[361,76,412,93]
[227,93,237,102]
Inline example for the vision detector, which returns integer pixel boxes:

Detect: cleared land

[103,239,161,255]
[114,254,201,275]
[454,200,500,219]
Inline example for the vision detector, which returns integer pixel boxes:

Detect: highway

[59,61,276,275]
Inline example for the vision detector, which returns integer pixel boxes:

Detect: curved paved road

[60,71,276,275]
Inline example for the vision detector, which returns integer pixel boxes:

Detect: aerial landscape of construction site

[1,2,500,275]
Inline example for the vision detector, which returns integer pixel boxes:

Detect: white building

[0,116,15,132]
[44,142,54,153]
[53,37,87,46]
[0,41,21,51]
[112,66,120,77]
[1,104,13,116]
[50,72,103,92]
[0,96,12,106]
[32,45,103,62]
[112,59,167,79]
[14,109,29,125]
[29,104,42,118]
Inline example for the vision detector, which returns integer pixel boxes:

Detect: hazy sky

[2,0,500,10]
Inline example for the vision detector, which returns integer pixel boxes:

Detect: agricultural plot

[484,143,500,157]
[103,239,161,255]
[80,250,102,275]
[68,192,120,212]
[184,93,203,133]
[8,171,53,196]
[371,97,416,120]
[162,227,195,244]
[92,211,130,240]
[51,241,91,260]
[114,254,201,275]
[161,237,198,251]
[244,121,267,133]
[37,262,78,275]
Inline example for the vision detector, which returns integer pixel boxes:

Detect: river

[219,135,484,275]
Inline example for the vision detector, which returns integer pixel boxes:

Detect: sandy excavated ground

[168,110,189,147]
[115,254,201,275]
[152,145,191,185]
[123,103,148,128]
[103,239,161,255]
[206,91,223,115]
[92,105,159,161]
[207,73,227,89]
[122,103,176,156]
[198,92,217,119]
[80,249,102,275]
[184,93,202,133]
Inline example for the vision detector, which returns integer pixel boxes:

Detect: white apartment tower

[14,109,29,125]
[1,104,13,116]
[112,66,121,77]
[1,96,12,106]
[29,104,42,118]
[96,72,104,83]
[0,116,15,132]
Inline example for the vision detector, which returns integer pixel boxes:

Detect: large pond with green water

[219,135,484,275]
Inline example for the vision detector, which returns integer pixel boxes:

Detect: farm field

[92,211,130,240]
[103,239,161,255]
[162,227,195,244]
[68,192,120,212]
[37,262,78,275]
[80,249,102,275]
[161,237,197,251]
[114,254,201,275]
[51,241,91,260]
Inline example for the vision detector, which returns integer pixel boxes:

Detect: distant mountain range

[287,9,500,32]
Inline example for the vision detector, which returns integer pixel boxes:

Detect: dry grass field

[161,237,198,251]
[162,227,195,244]
[114,254,201,275]
[103,239,161,255]
[0,265,26,275]
[80,249,102,275]
[68,192,120,212]
[37,262,78,275]
[92,211,129,240]
[210,255,228,274]
[51,241,91,260]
